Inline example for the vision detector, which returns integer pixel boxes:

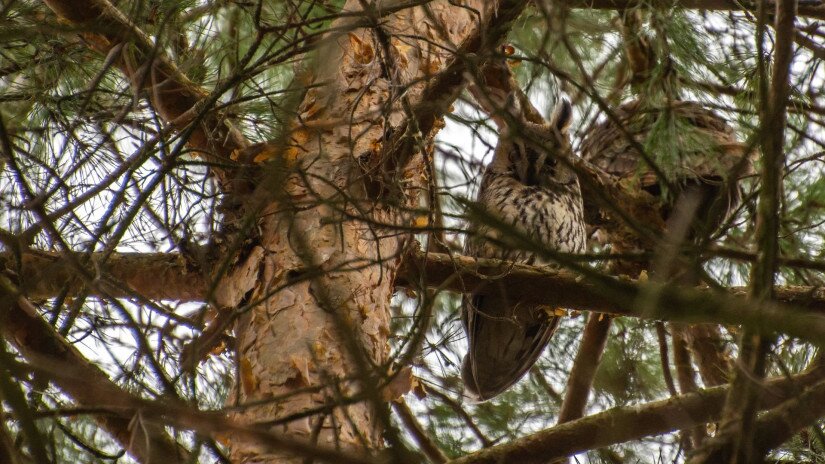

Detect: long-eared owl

[462,92,586,401]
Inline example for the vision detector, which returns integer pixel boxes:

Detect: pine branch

[3,250,207,302]
[556,314,613,424]
[685,324,732,387]
[0,344,50,463]
[692,0,798,459]
[672,325,700,395]
[0,274,188,463]
[551,313,613,464]
[619,9,655,87]
[567,0,825,20]
[13,249,825,343]
[24,347,382,464]
[656,322,679,397]
[403,251,825,338]
[755,367,825,455]
[0,412,25,464]
[40,0,249,182]
[450,363,825,464]
[0,268,390,464]
[392,399,449,463]
[427,388,494,448]
[696,376,825,461]
[672,323,706,448]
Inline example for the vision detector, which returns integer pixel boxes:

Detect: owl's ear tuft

[551,98,573,133]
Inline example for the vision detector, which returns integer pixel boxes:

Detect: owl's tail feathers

[461,294,561,402]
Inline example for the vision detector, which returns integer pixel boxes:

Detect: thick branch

[568,0,824,20]
[5,251,206,302]
[671,323,706,447]
[556,314,613,424]
[550,314,613,464]
[450,363,825,464]
[14,250,825,340]
[401,251,825,344]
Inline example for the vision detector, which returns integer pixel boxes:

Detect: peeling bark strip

[217,1,529,462]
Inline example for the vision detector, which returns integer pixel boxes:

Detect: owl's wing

[462,287,560,401]
[460,170,560,401]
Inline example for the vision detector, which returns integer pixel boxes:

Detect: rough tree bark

[214,2,528,462]
[18,0,824,462]
[33,0,526,461]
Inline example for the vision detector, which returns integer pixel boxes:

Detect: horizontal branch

[568,0,825,20]
[399,251,825,345]
[450,363,825,463]
[400,250,825,312]
[10,250,825,341]
[4,250,207,302]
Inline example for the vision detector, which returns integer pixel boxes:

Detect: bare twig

[392,399,448,463]
[0,274,188,463]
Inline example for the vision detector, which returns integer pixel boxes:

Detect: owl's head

[491,94,575,186]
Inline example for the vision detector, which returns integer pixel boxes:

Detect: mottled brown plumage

[580,100,750,395]
[462,95,586,401]
[581,100,752,236]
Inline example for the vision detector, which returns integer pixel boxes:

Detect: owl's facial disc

[518,144,558,185]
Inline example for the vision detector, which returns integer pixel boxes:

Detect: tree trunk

[219,2,509,461]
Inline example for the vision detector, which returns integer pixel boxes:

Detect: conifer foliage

[1,0,824,462]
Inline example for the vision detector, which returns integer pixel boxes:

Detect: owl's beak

[534,150,549,177]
